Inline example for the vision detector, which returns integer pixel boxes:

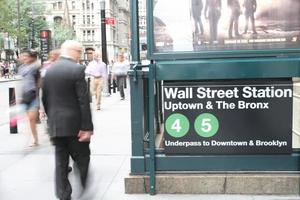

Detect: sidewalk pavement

[0,81,300,200]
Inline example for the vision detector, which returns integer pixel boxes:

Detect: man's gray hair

[61,40,82,53]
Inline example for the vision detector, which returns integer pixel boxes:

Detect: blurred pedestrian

[41,49,61,78]
[85,51,107,110]
[18,49,41,147]
[112,53,130,100]
[0,61,4,77]
[42,40,93,200]
[108,59,117,93]
[9,61,16,79]
[3,62,9,78]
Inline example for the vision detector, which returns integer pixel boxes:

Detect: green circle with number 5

[165,113,190,138]
[194,113,219,138]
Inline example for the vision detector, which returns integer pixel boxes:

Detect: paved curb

[125,173,300,194]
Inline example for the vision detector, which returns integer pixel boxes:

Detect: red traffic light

[40,30,51,38]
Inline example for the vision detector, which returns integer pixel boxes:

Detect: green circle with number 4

[194,113,219,138]
[165,113,190,138]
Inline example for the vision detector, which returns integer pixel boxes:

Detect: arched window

[86,0,90,9]
[54,16,63,24]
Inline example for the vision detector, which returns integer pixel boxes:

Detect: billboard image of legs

[153,0,300,53]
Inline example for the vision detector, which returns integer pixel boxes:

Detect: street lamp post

[100,0,111,94]
[29,0,35,49]
[17,0,21,52]
[100,0,108,64]
[30,18,35,49]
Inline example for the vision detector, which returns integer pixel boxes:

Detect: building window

[87,15,90,25]
[92,30,95,40]
[58,1,63,10]
[87,30,91,41]
[83,30,86,41]
[91,3,94,10]
[72,1,75,9]
[86,0,90,9]
[113,29,117,44]
[72,15,76,26]
[82,3,85,10]
[53,3,57,10]
[54,16,63,24]
[83,15,86,24]
[92,15,94,25]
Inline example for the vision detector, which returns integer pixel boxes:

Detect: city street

[0,79,300,200]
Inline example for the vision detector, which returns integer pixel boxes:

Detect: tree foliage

[0,0,48,49]
[52,23,76,49]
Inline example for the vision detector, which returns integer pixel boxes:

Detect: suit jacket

[42,57,93,138]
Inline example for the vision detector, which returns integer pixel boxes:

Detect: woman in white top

[112,54,130,100]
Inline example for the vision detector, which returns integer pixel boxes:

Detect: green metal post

[130,0,140,63]
[147,0,154,58]
[129,69,147,174]
[148,64,156,195]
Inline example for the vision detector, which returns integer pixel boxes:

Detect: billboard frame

[147,0,300,60]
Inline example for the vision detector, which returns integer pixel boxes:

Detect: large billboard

[153,0,300,53]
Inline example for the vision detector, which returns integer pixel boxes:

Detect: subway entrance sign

[163,79,293,155]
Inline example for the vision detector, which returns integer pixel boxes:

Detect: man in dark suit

[42,40,93,200]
